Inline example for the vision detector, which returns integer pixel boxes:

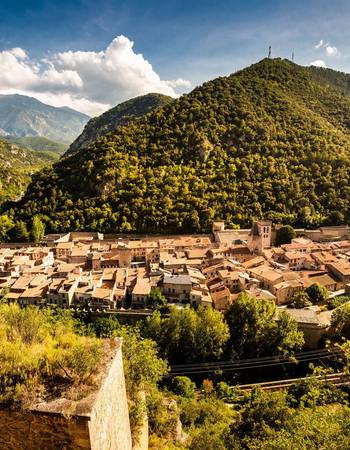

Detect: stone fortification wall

[0,338,132,450]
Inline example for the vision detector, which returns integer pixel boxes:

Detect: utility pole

[268,46,272,58]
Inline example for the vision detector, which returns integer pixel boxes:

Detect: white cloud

[166,78,192,88]
[0,35,191,116]
[325,45,339,56]
[314,40,340,57]
[309,59,327,68]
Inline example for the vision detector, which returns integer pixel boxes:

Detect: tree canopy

[142,306,230,364]
[226,293,304,358]
[8,58,350,234]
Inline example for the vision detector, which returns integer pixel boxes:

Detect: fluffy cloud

[314,40,340,57]
[309,59,327,68]
[0,36,191,116]
[325,45,339,56]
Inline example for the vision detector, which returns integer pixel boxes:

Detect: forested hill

[66,93,173,155]
[0,140,56,202]
[9,58,350,234]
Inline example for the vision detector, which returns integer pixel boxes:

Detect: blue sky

[0,0,349,115]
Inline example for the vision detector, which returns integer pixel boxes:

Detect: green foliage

[0,140,54,205]
[226,293,304,358]
[276,225,296,246]
[147,288,167,310]
[30,215,45,243]
[116,326,168,441]
[11,58,350,233]
[287,374,347,408]
[11,220,30,242]
[234,388,293,440]
[328,295,350,310]
[288,290,312,308]
[147,386,180,440]
[236,403,350,449]
[0,214,14,242]
[331,303,350,339]
[0,304,102,407]
[142,306,230,364]
[90,316,120,338]
[4,136,68,155]
[306,283,328,303]
[171,376,196,398]
[67,93,173,155]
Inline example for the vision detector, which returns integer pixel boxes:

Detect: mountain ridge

[0,94,89,143]
[65,93,174,155]
[8,58,350,234]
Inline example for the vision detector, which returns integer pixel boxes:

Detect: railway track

[169,347,343,376]
[237,372,350,392]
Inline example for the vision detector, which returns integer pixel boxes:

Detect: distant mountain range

[66,93,173,155]
[11,58,350,234]
[0,94,89,143]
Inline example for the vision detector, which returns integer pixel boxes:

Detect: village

[2,220,350,346]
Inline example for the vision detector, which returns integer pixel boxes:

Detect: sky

[0,0,349,116]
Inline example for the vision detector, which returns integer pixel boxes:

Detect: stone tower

[247,221,272,255]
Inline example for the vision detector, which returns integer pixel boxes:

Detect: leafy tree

[116,326,168,441]
[276,225,296,246]
[234,388,293,440]
[270,311,305,357]
[30,215,45,243]
[10,220,29,242]
[226,293,304,358]
[331,303,350,339]
[327,295,350,310]
[147,288,167,310]
[142,306,229,364]
[0,214,14,242]
[306,283,328,304]
[171,376,195,398]
[91,316,119,338]
[288,290,312,308]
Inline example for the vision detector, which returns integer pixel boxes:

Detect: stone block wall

[0,338,132,450]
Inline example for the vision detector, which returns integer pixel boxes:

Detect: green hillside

[0,140,55,202]
[4,136,68,156]
[9,58,350,234]
[66,93,174,155]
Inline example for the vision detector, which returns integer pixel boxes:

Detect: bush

[327,296,350,310]
[306,283,328,304]
[288,290,312,308]
[171,376,196,398]
[0,304,103,407]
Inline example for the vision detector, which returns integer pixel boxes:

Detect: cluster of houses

[1,223,350,320]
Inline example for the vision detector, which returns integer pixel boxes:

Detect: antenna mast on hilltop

[292,50,295,62]
[268,46,272,58]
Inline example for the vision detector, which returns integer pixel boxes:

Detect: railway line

[237,372,350,392]
[169,347,343,376]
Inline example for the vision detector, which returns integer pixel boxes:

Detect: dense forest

[0,140,56,202]
[7,58,350,235]
[66,93,173,155]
